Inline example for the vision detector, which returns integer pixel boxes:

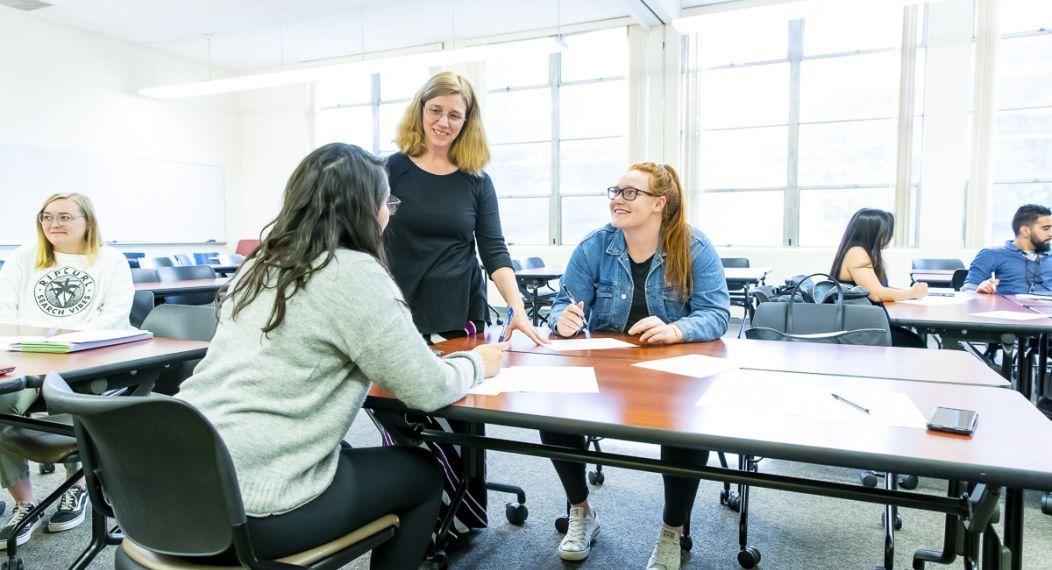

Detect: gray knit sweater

[178,249,483,516]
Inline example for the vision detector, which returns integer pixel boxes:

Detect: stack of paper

[469,366,599,395]
[8,329,153,353]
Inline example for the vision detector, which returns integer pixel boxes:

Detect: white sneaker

[558,506,600,561]
[646,528,682,570]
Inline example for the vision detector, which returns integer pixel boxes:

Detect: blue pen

[498,307,513,342]
[560,284,590,332]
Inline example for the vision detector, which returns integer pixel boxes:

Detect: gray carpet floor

[4,411,1050,570]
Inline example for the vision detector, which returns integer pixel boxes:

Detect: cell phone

[927,407,978,435]
[0,365,13,375]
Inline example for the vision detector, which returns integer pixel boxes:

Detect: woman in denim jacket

[542,162,730,570]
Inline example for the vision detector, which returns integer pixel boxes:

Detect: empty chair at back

[721,257,750,268]
[911,258,965,271]
[192,252,220,265]
[130,268,160,284]
[149,256,174,268]
[524,257,546,269]
[172,253,194,267]
[156,266,218,305]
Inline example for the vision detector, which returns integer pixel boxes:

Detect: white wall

[0,7,241,258]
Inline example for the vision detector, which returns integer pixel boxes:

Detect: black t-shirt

[383,153,513,335]
[624,255,654,333]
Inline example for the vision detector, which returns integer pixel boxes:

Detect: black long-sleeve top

[384,152,514,335]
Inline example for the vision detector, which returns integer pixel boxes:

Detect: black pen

[831,393,870,414]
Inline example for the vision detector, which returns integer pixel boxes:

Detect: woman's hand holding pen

[502,302,550,345]
[556,301,587,337]
[628,316,684,345]
[471,342,510,378]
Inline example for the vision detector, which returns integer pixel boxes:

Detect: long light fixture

[139,36,565,99]
[672,0,950,34]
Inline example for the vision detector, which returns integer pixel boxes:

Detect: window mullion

[551,52,562,246]
[893,5,919,247]
[785,19,804,247]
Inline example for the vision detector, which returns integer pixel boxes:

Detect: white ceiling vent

[0,0,53,11]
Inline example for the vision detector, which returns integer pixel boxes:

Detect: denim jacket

[547,224,730,342]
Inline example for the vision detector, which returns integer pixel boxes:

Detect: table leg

[1003,488,1024,570]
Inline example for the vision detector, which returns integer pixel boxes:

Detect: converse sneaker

[646,528,682,570]
[0,502,43,549]
[48,485,88,532]
[558,506,600,561]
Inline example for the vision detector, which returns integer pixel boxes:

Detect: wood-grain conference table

[134,277,230,301]
[885,292,1052,395]
[368,332,1048,569]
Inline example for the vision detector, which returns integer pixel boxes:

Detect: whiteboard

[0,144,225,245]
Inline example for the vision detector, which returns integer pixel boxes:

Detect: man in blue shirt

[964,204,1052,295]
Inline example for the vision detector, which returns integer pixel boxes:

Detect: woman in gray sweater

[178,142,508,569]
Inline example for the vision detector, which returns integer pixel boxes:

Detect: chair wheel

[737,546,761,568]
[426,551,449,570]
[680,534,693,551]
[505,502,528,525]
[38,463,55,475]
[860,470,879,487]
[897,474,918,490]
[1042,493,1052,516]
[588,470,605,486]
[725,493,742,512]
[881,511,903,530]
[555,515,568,534]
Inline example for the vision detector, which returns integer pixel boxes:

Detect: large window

[989,0,1052,243]
[486,28,628,245]
[690,4,924,247]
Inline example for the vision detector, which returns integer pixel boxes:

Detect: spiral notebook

[7,329,153,353]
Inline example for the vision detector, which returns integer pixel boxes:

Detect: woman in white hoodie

[0,192,133,547]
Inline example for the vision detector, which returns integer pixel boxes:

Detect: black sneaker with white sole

[48,485,88,532]
[0,502,44,549]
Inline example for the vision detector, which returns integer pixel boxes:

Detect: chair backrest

[42,373,245,558]
[0,260,6,269]
[130,291,155,329]
[951,268,969,291]
[235,239,260,257]
[193,252,221,265]
[510,259,523,271]
[721,257,751,268]
[911,258,965,271]
[149,256,175,268]
[157,265,218,282]
[173,253,194,267]
[140,304,219,341]
[524,257,545,269]
[130,268,160,284]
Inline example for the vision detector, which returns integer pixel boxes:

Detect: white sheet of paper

[1014,294,1052,302]
[969,310,1051,321]
[896,296,972,306]
[632,354,740,379]
[695,379,927,429]
[468,366,599,395]
[546,338,637,351]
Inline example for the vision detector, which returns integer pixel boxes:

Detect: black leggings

[539,431,709,527]
[241,445,442,569]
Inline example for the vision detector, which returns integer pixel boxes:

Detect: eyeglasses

[606,186,656,201]
[423,106,466,125]
[38,213,85,226]
[385,196,402,215]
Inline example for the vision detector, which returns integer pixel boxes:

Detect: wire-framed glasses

[38,213,85,226]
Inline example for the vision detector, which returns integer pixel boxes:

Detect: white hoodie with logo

[0,244,134,330]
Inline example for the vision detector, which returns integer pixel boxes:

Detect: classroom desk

[134,277,230,300]
[885,292,1052,394]
[441,330,1010,388]
[366,348,1052,569]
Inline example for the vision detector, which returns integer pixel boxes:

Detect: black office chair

[951,268,969,291]
[911,258,965,271]
[157,266,218,306]
[514,258,557,325]
[130,268,159,284]
[720,257,750,268]
[138,304,218,395]
[122,253,144,269]
[130,291,155,329]
[722,258,753,333]
[41,372,398,570]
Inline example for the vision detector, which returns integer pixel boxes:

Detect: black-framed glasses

[606,186,655,201]
[38,213,85,226]
[385,196,402,215]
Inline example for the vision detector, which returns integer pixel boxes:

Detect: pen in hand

[831,393,870,414]
[560,284,590,333]
[498,307,513,342]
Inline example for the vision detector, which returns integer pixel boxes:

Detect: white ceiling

[7,0,726,70]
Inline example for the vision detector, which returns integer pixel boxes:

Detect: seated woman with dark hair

[830,208,927,303]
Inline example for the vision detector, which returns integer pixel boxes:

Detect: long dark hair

[830,208,895,286]
[220,143,389,333]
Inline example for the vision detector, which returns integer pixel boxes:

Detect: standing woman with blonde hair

[544,162,730,570]
[0,193,133,547]
[384,71,545,345]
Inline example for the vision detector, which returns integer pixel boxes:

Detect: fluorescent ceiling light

[672,0,949,34]
[140,36,565,99]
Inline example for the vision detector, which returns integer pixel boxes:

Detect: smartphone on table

[927,407,978,435]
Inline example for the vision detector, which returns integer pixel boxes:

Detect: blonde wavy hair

[394,71,490,175]
[35,193,102,269]
[629,162,692,300]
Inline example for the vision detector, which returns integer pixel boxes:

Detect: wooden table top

[367,350,1052,490]
[135,278,230,296]
[437,329,1009,387]
[884,291,1052,333]
[0,323,208,382]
